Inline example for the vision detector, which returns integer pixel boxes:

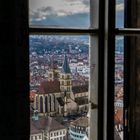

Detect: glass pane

[29,0,90,28]
[29,35,91,140]
[116,0,124,28]
[114,36,124,140]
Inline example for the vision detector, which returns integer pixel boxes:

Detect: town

[29,35,124,140]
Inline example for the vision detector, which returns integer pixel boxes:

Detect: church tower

[60,54,72,98]
[48,56,59,81]
[64,90,68,116]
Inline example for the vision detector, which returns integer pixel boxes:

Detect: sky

[29,0,124,28]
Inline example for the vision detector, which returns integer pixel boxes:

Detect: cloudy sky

[29,0,89,22]
[29,0,124,27]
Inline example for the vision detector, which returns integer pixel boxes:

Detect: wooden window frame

[28,0,140,140]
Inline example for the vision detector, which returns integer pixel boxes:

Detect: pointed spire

[62,54,71,73]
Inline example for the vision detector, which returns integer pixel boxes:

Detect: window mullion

[89,1,99,140]
[115,28,140,36]
[29,27,98,35]
[104,1,116,140]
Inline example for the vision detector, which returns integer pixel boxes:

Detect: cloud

[30,6,57,22]
[116,3,124,11]
[29,0,89,22]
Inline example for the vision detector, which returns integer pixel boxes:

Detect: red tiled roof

[39,80,61,94]
[114,109,123,124]
[30,120,42,134]
[30,117,66,133]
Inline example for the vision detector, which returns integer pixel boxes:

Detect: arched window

[36,96,39,110]
[49,95,51,112]
[53,94,55,111]
[40,96,43,113]
[45,96,48,112]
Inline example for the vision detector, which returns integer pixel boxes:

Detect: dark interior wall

[0,1,16,138]
[135,36,140,140]
[15,0,30,139]
[128,0,140,140]
[0,0,29,139]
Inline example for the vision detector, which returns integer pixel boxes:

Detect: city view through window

[29,0,124,140]
[114,36,124,140]
[30,35,90,140]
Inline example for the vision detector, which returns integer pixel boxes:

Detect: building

[82,134,89,140]
[30,113,67,140]
[69,116,89,140]
[33,54,88,117]
[114,108,123,140]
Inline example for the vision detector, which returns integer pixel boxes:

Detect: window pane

[114,36,124,140]
[29,35,91,140]
[29,0,90,28]
[116,0,124,28]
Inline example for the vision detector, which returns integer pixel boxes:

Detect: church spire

[62,54,71,74]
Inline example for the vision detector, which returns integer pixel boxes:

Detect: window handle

[89,101,98,109]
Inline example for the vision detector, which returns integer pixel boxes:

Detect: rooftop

[30,116,66,134]
[114,108,123,124]
[71,116,89,127]
[39,80,61,94]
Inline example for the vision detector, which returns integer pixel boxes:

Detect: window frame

[28,0,140,140]
[29,1,102,140]
[104,1,140,140]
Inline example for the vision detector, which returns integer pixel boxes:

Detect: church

[33,54,89,117]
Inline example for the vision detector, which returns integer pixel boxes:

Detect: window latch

[89,101,98,109]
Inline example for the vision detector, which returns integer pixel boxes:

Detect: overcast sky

[29,0,124,27]
[29,0,89,21]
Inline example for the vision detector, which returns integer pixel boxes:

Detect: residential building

[69,117,89,140]
[30,114,67,140]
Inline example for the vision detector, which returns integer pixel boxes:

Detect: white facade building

[30,115,67,140]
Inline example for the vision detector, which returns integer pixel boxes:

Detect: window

[63,131,65,135]
[29,1,91,140]
[62,81,64,85]
[35,136,37,140]
[104,1,140,140]
[31,136,33,140]
[49,73,52,78]
[28,1,140,140]
[51,133,53,137]
[67,81,70,85]
[67,87,70,92]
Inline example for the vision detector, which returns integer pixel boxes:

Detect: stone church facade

[33,55,88,116]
